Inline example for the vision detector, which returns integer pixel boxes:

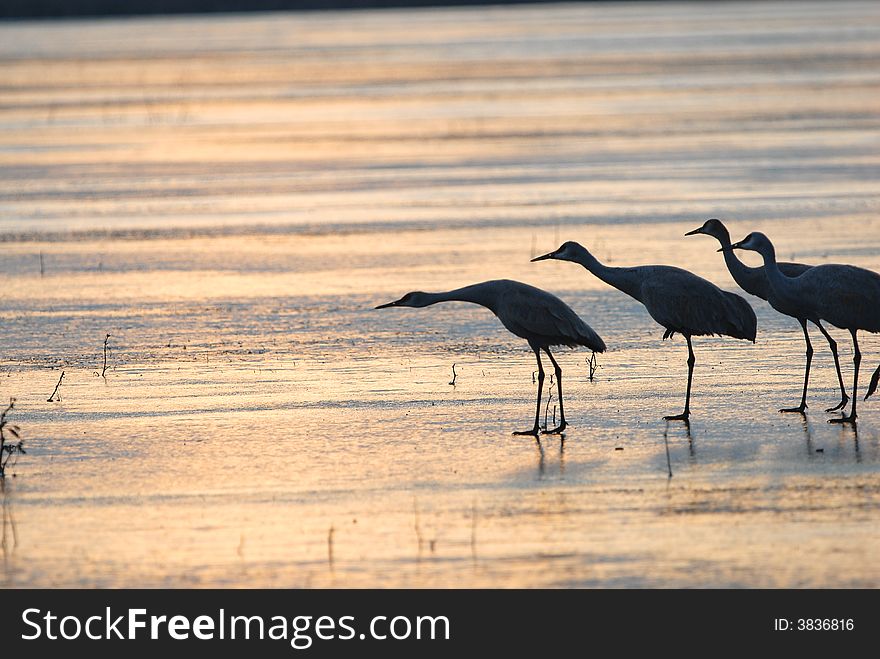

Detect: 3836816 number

[797,619,854,631]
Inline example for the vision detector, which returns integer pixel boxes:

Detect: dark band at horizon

[1,0,639,22]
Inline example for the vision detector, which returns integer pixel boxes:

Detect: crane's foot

[825,396,849,413]
[542,422,567,435]
[829,414,857,424]
[513,427,541,436]
[663,412,690,421]
[779,405,807,414]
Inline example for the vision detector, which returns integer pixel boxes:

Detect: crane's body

[589,263,757,342]
[767,264,880,333]
[533,241,756,420]
[732,232,880,423]
[688,218,849,412]
[375,279,605,435]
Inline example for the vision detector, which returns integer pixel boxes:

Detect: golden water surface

[1,1,879,587]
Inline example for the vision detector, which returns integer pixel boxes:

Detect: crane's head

[685,218,730,248]
[730,231,774,256]
[531,241,585,263]
[375,291,430,309]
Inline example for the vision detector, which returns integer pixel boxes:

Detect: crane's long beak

[726,240,745,251]
[531,251,555,262]
[374,300,398,309]
[684,228,703,236]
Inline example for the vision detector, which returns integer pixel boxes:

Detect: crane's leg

[542,348,566,434]
[514,346,544,436]
[830,329,860,424]
[664,335,694,421]
[815,321,849,412]
[781,319,812,413]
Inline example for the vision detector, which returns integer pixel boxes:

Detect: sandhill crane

[687,218,848,413]
[533,241,756,421]
[730,232,880,423]
[375,279,606,435]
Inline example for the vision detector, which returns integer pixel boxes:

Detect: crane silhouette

[533,241,756,421]
[687,218,848,413]
[730,232,880,423]
[375,279,606,435]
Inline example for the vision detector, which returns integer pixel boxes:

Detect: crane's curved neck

[418,284,496,311]
[569,245,643,301]
[714,231,761,291]
[753,242,794,298]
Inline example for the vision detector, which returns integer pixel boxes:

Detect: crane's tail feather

[864,364,880,400]
[591,332,607,353]
[573,333,605,353]
[722,291,758,342]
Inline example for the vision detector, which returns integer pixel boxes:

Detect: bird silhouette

[687,218,848,413]
[375,279,606,435]
[533,241,756,421]
[730,232,880,423]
